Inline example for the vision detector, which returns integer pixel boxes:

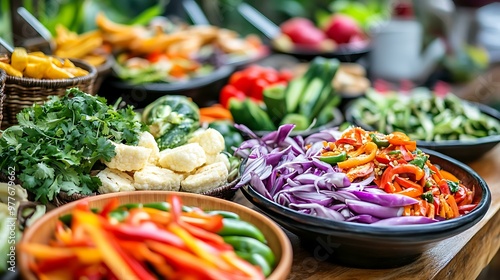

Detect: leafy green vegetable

[142,95,200,150]
[0,88,146,204]
[446,180,460,194]
[421,192,434,203]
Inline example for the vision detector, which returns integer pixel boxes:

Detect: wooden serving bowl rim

[18,191,293,280]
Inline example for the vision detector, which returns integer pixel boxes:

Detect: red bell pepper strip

[140,206,224,232]
[458,204,477,214]
[398,145,414,161]
[380,164,424,192]
[220,85,246,108]
[104,221,187,249]
[118,240,175,279]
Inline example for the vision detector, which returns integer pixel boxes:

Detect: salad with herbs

[235,125,478,225]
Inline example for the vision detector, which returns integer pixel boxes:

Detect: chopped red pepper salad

[318,127,477,220]
[20,195,272,280]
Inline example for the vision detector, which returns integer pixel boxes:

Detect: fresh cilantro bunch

[0,88,147,204]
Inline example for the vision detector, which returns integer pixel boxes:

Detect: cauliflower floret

[138,132,160,164]
[188,128,225,155]
[158,143,206,173]
[133,165,183,191]
[104,142,151,172]
[96,168,135,194]
[206,153,230,171]
[181,161,228,193]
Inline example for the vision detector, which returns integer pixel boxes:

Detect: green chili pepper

[59,208,99,226]
[369,133,390,148]
[223,236,275,272]
[108,210,129,222]
[206,210,240,220]
[318,151,347,164]
[236,251,273,276]
[217,218,267,243]
[388,150,401,155]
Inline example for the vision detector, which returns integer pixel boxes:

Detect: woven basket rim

[5,58,97,86]
[0,69,5,83]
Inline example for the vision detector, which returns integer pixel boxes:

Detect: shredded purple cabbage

[234,124,438,226]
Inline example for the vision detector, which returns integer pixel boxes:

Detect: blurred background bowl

[98,65,235,109]
[345,99,500,162]
[19,191,293,280]
[240,149,491,268]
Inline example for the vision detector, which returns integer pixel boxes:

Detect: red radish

[280,17,326,46]
[323,14,363,45]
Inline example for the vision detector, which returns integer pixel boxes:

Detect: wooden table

[235,145,500,280]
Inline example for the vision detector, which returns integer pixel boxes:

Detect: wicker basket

[0,69,6,129]
[1,59,97,128]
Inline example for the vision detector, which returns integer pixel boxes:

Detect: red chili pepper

[394,177,423,198]
[335,138,358,146]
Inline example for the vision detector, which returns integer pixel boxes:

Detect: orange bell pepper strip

[387,132,417,151]
[19,243,101,264]
[337,141,378,169]
[440,169,460,182]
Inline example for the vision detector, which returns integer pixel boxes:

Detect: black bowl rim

[344,99,500,148]
[108,64,235,93]
[253,106,345,137]
[240,148,491,237]
[272,39,372,57]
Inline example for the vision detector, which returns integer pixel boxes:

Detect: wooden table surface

[235,145,500,280]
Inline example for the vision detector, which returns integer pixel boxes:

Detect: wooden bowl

[18,191,293,280]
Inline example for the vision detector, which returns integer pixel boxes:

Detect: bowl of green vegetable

[19,191,293,280]
[345,88,500,162]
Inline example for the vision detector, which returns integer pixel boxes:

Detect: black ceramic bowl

[253,107,344,138]
[240,149,491,268]
[272,43,371,63]
[98,65,235,109]
[345,100,500,163]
